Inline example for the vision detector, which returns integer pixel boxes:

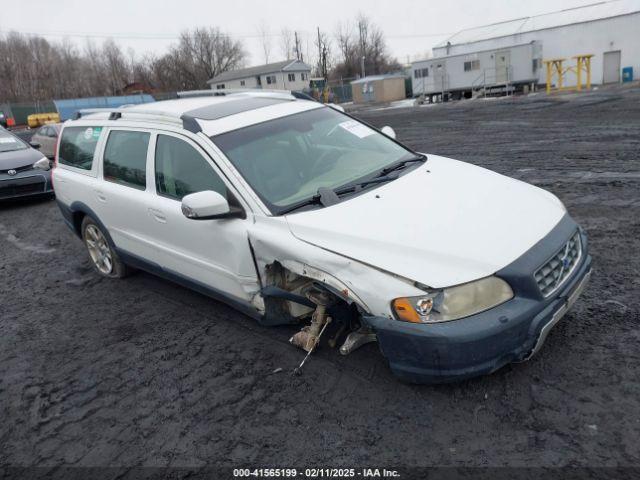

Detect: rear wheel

[81,216,130,278]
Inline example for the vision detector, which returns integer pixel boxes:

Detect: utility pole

[317,27,322,76]
[358,20,366,78]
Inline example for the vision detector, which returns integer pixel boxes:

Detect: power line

[0,28,452,41]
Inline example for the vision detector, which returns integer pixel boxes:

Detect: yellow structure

[27,112,60,128]
[544,54,594,94]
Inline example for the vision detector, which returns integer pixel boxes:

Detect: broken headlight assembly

[392,276,514,323]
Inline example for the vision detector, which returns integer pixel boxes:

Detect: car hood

[285,155,566,288]
[0,147,42,170]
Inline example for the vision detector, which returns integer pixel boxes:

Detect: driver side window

[155,134,227,201]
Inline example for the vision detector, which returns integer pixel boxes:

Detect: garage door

[603,51,621,84]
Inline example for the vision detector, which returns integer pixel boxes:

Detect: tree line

[0,14,401,103]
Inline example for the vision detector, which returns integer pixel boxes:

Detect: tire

[81,216,131,278]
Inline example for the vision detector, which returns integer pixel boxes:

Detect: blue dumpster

[622,67,633,83]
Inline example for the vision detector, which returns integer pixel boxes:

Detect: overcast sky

[1,0,599,65]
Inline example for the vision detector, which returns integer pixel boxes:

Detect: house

[207,59,312,91]
[411,0,640,99]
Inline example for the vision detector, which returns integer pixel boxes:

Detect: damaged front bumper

[363,215,592,384]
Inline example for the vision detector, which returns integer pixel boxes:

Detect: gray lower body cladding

[364,214,592,384]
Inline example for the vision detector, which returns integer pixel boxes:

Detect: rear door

[91,128,158,260]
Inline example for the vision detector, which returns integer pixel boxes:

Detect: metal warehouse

[411,0,640,100]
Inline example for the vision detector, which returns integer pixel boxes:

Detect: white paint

[54,100,569,320]
[285,155,566,288]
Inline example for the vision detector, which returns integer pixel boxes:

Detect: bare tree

[332,14,400,79]
[280,28,294,60]
[257,22,272,64]
[0,27,246,103]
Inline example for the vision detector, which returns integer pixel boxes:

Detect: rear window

[59,126,102,170]
[103,130,150,190]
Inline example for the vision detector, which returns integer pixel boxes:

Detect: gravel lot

[1,86,639,476]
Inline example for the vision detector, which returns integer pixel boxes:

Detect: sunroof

[184,96,291,121]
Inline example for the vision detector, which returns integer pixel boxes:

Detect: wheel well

[72,211,86,237]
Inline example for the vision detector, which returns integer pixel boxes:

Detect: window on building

[155,135,227,201]
[532,59,541,72]
[414,68,429,79]
[103,130,150,190]
[463,60,480,72]
[288,73,296,82]
[58,126,102,170]
[240,80,246,86]
[266,75,277,85]
[300,73,308,81]
[216,84,225,90]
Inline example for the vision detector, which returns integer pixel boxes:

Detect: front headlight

[392,276,514,323]
[33,157,51,171]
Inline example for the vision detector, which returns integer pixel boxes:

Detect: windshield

[0,130,28,153]
[213,107,415,214]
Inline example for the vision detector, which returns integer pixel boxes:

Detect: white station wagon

[53,90,592,383]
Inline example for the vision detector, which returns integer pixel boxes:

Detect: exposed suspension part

[289,287,335,352]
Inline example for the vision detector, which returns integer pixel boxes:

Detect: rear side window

[59,127,102,170]
[155,134,227,201]
[103,130,150,190]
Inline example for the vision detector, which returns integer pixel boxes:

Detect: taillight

[51,132,60,190]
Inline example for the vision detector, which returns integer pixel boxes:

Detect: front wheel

[81,216,130,278]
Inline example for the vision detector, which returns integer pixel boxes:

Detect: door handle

[148,208,167,223]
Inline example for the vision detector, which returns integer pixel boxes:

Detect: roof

[75,91,323,137]
[350,74,407,84]
[435,0,640,48]
[208,59,312,84]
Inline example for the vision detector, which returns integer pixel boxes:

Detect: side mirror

[181,190,244,220]
[30,142,41,150]
[381,126,396,139]
[33,157,51,171]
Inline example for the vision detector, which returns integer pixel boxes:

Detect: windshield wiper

[278,156,425,215]
[379,154,427,176]
[333,173,399,196]
[277,187,341,215]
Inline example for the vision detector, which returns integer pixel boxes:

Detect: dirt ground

[1,86,639,476]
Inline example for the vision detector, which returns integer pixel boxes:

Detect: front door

[144,131,258,302]
[495,50,511,83]
[603,50,621,84]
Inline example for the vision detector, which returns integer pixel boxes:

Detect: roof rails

[73,107,195,130]
[177,88,302,100]
[74,107,180,122]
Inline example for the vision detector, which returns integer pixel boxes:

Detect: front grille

[534,231,582,297]
[0,164,33,175]
[0,177,45,198]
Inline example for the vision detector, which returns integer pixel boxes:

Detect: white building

[207,59,312,91]
[411,0,640,99]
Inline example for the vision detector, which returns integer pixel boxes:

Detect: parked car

[52,91,592,383]
[0,126,53,200]
[30,123,62,158]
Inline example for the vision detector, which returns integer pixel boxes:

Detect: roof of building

[435,0,640,48]
[207,59,312,84]
[350,74,407,84]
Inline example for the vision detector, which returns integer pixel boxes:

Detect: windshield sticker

[0,137,18,144]
[339,120,375,139]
